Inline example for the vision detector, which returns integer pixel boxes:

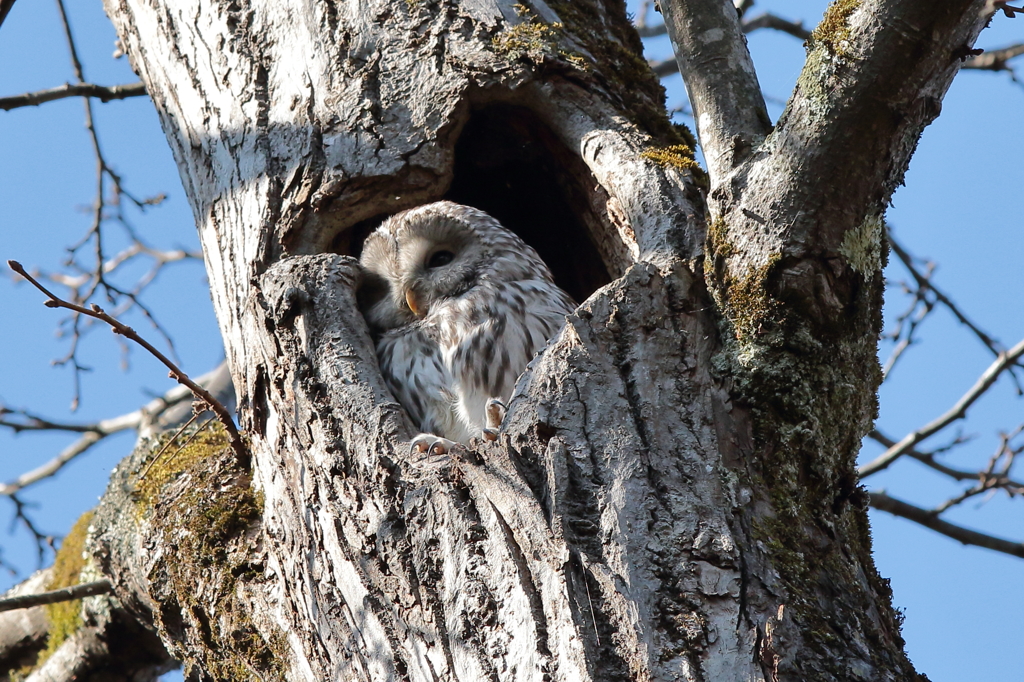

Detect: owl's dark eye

[427,250,455,268]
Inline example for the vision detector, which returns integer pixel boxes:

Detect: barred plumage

[359,201,575,452]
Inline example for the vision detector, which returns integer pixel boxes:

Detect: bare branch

[869,491,1024,558]
[644,12,811,75]
[880,275,935,380]
[656,0,770,181]
[0,82,146,111]
[7,494,50,567]
[636,22,666,38]
[991,1,1024,18]
[647,17,1021,81]
[866,429,1015,486]
[890,237,1006,358]
[963,43,1024,70]
[1,432,103,498]
[0,363,231,500]
[29,0,185,408]
[7,261,246,463]
[0,580,112,614]
[859,337,1024,477]
[742,12,811,40]
[888,235,1022,393]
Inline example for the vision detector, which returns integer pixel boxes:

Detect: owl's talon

[485,398,507,431]
[482,428,498,442]
[410,433,456,456]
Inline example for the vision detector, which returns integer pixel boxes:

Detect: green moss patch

[706,217,735,259]
[133,421,232,513]
[492,20,563,63]
[724,253,783,343]
[40,510,94,662]
[133,422,284,680]
[809,0,860,57]
[640,144,699,172]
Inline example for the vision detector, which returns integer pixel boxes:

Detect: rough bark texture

[69,0,996,680]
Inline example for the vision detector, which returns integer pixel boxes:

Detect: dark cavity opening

[444,105,612,304]
[342,105,618,305]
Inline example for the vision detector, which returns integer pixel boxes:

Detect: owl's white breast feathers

[377,278,573,444]
[359,201,577,445]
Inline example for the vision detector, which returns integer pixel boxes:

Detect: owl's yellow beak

[405,288,423,317]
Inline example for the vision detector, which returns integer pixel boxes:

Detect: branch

[7,261,246,463]
[859,336,1024,477]
[991,1,1024,18]
[889,237,1014,365]
[1,432,103,497]
[869,491,1024,558]
[656,0,770,180]
[0,0,17,33]
[0,82,146,111]
[8,494,51,567]
[644,12,811,76]
[742,12,810,40]
[867,430,1003,484]
[963,43,1024,70]
[0,569,50,668]
[0,580,112,614]
[36,0,181,409]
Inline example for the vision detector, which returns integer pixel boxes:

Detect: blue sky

[1,1,1021,679]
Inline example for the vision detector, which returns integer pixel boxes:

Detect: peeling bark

[68,0,999,679]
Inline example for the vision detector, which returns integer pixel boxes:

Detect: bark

[0,570,51,678]
[69,0,995,680]
[0,567,174,682]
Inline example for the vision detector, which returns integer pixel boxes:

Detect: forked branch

[870,491,1024,558]
[656,0,770,179]
[860,337,1024,477]
[7,261,245,462]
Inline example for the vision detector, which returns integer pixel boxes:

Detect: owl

[359,201,576,454]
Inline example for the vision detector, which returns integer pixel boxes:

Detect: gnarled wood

[80,0,997,679]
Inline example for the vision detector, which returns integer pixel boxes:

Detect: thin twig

[41,0,182,407]
[888,235,1022,393]
[880,276,934,380]
[138,412,203,480]
[741,12,810,40]
[0,579,112,613]
[1,433,103,497]
[0,82,146,111]
[1,364,229,497]
[642,18,1022,78]
[8,261,246,463]
[859,337,1024,477]
[8,494,50,567]
[868,428,1024,496]
[869,491,1024,558]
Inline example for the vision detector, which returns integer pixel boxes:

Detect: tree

[1,0,1022,679]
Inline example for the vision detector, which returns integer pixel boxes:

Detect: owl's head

[358,201,551,333]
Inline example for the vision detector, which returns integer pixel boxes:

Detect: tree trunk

[73,0,992,679]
